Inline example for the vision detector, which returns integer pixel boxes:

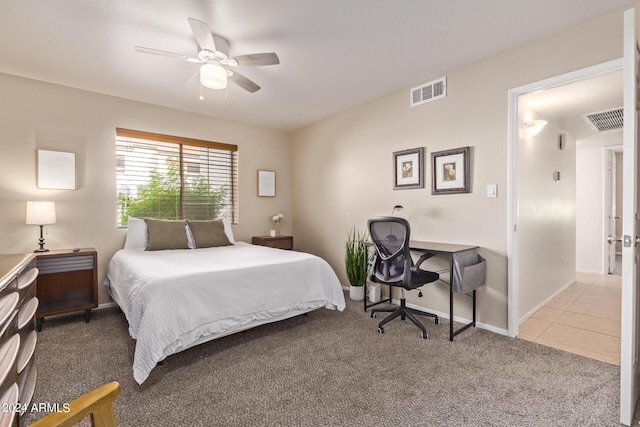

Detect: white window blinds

[115,128,238,226]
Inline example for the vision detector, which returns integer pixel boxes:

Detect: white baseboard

[576,268,605,275]
[401,299,508,337]
[39,301,119,323]
[343,286,510,336]
[518,278,575,324]
[96,301,119,310]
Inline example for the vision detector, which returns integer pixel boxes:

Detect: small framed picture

[431,146,470,194]
[37,149,76,190]
[393,147,424,190]
[257,170,276,197]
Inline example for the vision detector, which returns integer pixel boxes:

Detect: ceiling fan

[135,18,279,93]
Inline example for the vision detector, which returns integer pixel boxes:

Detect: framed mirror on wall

[37,149,76,190]
[258,170,276,197]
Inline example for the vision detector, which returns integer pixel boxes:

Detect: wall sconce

[26,201,56,252]
[522,120,548,138]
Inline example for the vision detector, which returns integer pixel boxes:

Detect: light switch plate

[487,184,497,198]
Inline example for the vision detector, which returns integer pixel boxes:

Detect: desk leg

[450,255,454,341]
[449,250,479,341]
[472,289,477,327]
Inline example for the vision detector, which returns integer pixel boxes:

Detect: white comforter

[105,242,345,384]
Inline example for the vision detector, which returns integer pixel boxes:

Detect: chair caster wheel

[435,317,439,325]
[370,312,376,318]
[421,331,428,339]
[378,327,384,334]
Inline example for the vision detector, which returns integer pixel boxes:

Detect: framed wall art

[257,170,276,197]
[393,147,424,190]
[37,149,76,190]
[431,146,470,194]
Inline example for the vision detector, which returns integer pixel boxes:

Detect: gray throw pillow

[144,218,190,251]
[186,219,231,248]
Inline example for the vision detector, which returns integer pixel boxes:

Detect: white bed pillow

[222,218,235,244]
[186,224,196,249]
[124,217,147,249]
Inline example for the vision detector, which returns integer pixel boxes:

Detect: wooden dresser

[0,253,38,426]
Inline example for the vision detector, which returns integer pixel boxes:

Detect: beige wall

[576,130,623,273]
[517,102,577,320]
[291,7,627,332]
[0,73,292,304]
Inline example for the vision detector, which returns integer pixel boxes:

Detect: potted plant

[345,227,369,301]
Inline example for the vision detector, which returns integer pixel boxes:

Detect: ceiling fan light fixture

[200,64,227,90]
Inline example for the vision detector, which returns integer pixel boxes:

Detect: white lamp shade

[26,201,56,225]
[200,64,227,90]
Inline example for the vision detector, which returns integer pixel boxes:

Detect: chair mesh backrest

[368,217,411,283]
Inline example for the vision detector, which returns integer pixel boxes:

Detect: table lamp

[26,201,56,252]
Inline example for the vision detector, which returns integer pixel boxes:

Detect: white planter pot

[349,285,365,301]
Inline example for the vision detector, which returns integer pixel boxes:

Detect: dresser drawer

[16,331,35,376]
[17,298,38,331]
[0,383,18,427]
[0,335,19,392]
[17,268,38,306]
[0,294,18,336]
[18,362,36,412]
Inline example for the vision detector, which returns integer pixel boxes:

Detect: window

[115,128,238,227]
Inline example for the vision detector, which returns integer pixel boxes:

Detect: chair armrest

[414,251,437,269]
[29,382,120,427]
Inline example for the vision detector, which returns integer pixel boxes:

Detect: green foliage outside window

[118,163,227,226]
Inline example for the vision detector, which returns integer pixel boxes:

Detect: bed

[105,218,345,384]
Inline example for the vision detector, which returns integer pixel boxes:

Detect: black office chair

[368,216,440,339]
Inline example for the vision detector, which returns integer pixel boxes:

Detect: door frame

[605,146,623,275]
[507,58,623,338]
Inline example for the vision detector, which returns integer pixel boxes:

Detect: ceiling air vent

[582,107,623,132]
[410,76,446,107]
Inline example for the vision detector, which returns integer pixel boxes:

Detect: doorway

[507,59,623,351]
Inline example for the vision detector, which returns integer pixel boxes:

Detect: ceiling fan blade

[134,46,199,61]
[229,71,261,93]
[232,52,280,67]
[188,18,216,52]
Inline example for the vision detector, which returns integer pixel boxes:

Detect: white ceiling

[522,70,623,140]
[0,0,635,131]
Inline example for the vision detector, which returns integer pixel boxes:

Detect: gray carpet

[22,294,636,426]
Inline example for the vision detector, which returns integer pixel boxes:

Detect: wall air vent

[410,76,446,107]
[582,107,623,132]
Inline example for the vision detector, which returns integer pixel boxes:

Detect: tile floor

[518,271,622,365]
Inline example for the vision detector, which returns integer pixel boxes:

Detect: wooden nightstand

[35,248,98,331]
[252,235,294,250]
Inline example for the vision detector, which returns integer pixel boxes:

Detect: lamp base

[35,227,49,252]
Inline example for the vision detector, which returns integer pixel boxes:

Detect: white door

[620,7,640,426]
[608,151,617,274]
